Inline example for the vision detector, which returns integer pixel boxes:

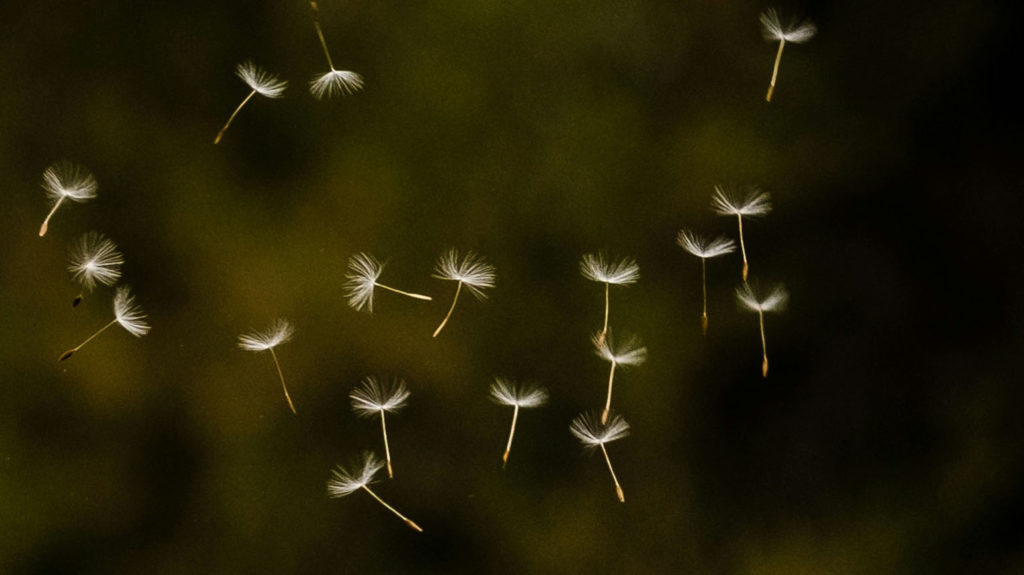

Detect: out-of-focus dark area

[1,0,1022,572]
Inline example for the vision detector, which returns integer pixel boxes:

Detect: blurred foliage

[1,0,1022,573]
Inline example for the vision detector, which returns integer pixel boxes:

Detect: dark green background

[2,0,1021,572]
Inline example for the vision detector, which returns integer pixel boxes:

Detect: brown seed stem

[502,405,520,469]
[600,443,625,503]
[700,257,709,336]
[758,310,770,377]
[214,90,257,144]
[310,1,336,71]
[432,281,463,337]
[766,39,786,102]
[58,318,118,361]
[39,196,65,237]
[269,347,296,414]
[601,361,616,425]
[375,283,432,301]
[737,214,749,282]
[362,486,422,532]
[381,410,394,478]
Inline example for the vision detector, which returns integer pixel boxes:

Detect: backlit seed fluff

[327,451,384,498]
[42,162,98,203]
[237,319,294,351]
[489,378,549,408]
[570,411,632,447]
[580,253,640,285]
[711,186,772,217]
[592,331,648,367]
[68,232,124,291]
[113,286,150,337]
[736,283,789,313]
[310,70,364,99]
[433,249,496,300]
[760,8,817,43]
[344,253,384,312]
[236,61,288,98]
[350,377,411,417]
[676,230,736,259]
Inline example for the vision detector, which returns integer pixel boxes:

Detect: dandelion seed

[580,253,639,344]
[59,285,149,361]
[592,331,646,424]
[344,252,432,313]
[308,2,364,99]
[489,378,548,468]
[67,232,124,307]
[308,6,363,99]
[38,162,97,237]
[570,411,630,503]
[311,69,364,100]
[350,376,410,478]
[214,61,287,144]
[327,451,423,532]
[238,319,297,414]
[760,8,817,102]
[711,186,771,282]
[431,249,495,337]
[736,282,788,377]
[677,229,736,335]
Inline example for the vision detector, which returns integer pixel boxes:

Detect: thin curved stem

[767,38,786,102]
[39,196,66,237]
[381,411,394,478]
[432,281,463,337]
[737,214,749,282]
[59,318,118,361]
[375,283,432,301]
[502,405,520,468]
[362,485,423,532]
[214,90,257,144]
[602,361,616,424]
[269,347,296,414]
[759,310,769,378]
[600,443,625,503]
[310,1,336,71]
[700,258,709,335]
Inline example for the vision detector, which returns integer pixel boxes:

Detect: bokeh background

[2,0,1022,572]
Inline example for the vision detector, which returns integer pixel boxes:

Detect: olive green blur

[1,1,1020,572]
